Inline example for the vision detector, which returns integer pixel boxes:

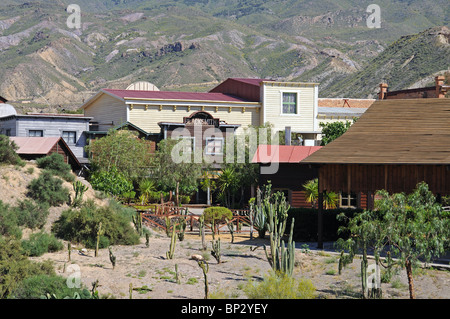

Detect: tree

[375,182,449,299]
[86,128,153,181]
[338,182,450,299]
[0,135,22,165]
[319,120,355,145]
[152,139,203,205]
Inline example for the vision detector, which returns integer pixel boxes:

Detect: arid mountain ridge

[0,0,448,112]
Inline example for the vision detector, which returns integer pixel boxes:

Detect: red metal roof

[252,145,322,163]
[102,89,251,103]
[10,137,61,154]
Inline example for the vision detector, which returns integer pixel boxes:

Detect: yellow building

[81,78,377,149]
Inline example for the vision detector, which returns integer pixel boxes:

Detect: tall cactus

[211,238,221,264]
[132,211,143,236]
[197,260,209,299]
[166,225,177,259]
[72,180,88,207]
[261,190,295,276]
[95,222,103,257]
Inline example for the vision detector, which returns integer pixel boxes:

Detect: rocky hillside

[0,0,447,112]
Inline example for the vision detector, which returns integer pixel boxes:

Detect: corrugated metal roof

[102,89,251,103]
[10,137,60,154]
[252,145,322,163]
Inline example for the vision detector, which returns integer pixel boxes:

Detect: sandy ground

[2,162,450,299]
[30,227,450,300]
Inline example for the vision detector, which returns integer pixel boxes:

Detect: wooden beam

[317,190,324,249]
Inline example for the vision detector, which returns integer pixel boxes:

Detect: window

[5,129,11,136]
[28,130,43,137]
[205,138,223,155]
[340,192,357,208]
[282,92,297,114]
[177,136,195,154]
[62,131,76,144]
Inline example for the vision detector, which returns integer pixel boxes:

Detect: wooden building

[302,98,450,247]
[10,137,81,171]
[252,144,322,208]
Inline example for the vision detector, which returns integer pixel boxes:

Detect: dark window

[62,131,76,144]
[29,130,43,137]
[282,92,297,114]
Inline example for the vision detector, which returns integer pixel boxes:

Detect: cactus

[197,260,209,299]
[132,211,143,236]
[145,232,150,248]
[166,225,177,259]
[108,246,116,270]
[175,264,181,284]
[199,215,207,250]
[67,242,71,262]
[129,283,133,299]
[72,180,88,207]
[165,216,172,237]
[177,218,187,241]
[95,222,103,257]
[226,218,234,243]
[211,238,221,264]
[261,191,295,277]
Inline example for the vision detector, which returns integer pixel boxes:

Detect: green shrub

[0,135,23,166]
[36,153,74,182]
[181,195,191,204]
[0,237,55,298]
[21,232,64,257]
[0,200,22,239]
[89,166,133,197]
[244,271,316,299]
[202,207,233,224]
[52,200,140,249]
[11,274,91,299]
[27,171,70,206]
[13,199,49,230]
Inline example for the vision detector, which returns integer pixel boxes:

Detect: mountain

[0,0,448,112]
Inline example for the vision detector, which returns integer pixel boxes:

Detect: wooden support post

[318,191,324,249]
[367,191,374,211]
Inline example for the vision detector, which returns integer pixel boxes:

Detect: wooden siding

[129,105,259,134]
[84,93,127,131]
[259,163,318,208]
[318,164,450,196]
[16,117,89,159]
[262,82,317,133]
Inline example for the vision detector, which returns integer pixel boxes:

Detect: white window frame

[340,192,357,208]
[280,91,300,116]
[205,137,224,156]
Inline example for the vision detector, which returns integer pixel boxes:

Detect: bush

[244,271,316,299]
[36,153,74,182]
[0,200,22,239]
[11,274,91,299]
[89,166,133,197]
[202,207,233,224]
[287,207,362,241]
[13,199,49,230]
[0,238,55,298]
[0,135,23,165]
[21,232,64,257]
[52,200,140,249]
[27,171,70,206]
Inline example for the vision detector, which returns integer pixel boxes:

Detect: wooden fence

[135,203,252,235]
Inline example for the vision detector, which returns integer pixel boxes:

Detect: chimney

[378,83,388,100]
[285,126,291,146]
[435,75,445,98]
